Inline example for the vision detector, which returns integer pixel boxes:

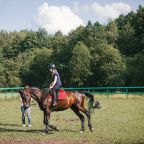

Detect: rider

[48,64,62,107]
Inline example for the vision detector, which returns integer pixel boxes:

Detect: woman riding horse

[48,64,62,107]
[19,87,100,134]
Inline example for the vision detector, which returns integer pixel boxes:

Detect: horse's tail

[83,91,94,112]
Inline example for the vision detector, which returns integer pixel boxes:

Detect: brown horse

[19,87,100,133]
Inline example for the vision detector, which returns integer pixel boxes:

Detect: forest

[0,5,144,88]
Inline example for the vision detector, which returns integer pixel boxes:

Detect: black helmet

[48,64,56,69]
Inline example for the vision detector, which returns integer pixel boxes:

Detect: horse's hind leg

[71,105,85,133]
[79,107,93,132]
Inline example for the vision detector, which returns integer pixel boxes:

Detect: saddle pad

[58,89,67,100]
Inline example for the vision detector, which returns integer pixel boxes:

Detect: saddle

[49,89,67,100]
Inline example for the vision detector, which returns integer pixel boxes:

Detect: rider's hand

[49,85,53,89]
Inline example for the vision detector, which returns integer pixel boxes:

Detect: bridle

[20,90,31,108]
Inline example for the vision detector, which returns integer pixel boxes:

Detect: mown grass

[0,97,144,144]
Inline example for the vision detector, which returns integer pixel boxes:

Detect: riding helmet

[48,64,56,69]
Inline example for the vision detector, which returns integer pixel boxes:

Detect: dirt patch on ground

[0,139,89,144]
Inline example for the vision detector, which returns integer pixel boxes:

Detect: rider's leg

[52,85,61,106]
[52,87,57,106]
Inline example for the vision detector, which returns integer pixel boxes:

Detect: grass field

[0,97,144,144]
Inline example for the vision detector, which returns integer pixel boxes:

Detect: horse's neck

[31,91,47,111]
[31,92,43,103]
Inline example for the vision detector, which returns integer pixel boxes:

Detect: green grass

[0,97,144,144]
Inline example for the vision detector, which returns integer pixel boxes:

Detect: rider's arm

[50,75,57,88]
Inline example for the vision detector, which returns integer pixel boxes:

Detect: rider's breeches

[51,85,61,102]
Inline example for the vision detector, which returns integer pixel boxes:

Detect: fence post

[126,88,128,99]
[5,90,7,100]
[107,89,109,99]
[11,90,14,98]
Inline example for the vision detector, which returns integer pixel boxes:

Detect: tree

[0,49,5,87]
[134,5,144,36]
[117,22,138,56]
[69,42,91,86]
[2,31,27,59]
[124,51,144,86]
[82,21,107,49]
[21,29,49,52]
[90,44,126,86]
[2,58,21,87]
[116,6,144,55]
[105,20,118,47]
[26,48,52,87]
[50,31,68,58]
[134,5,144,52]
[63,25,85,62]
[18,48,45,86]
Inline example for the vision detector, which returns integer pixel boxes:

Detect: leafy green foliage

[0,5,144,87]
[2,58,21,87]
[124,52,144,86]
[25,48,52,87]
[90,44,126,86]
[69,42,91,86]
[0,49,5,87]
[105,20,118,46]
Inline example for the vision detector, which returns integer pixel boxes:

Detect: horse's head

[19,88,31,108]
[19,87,43,107]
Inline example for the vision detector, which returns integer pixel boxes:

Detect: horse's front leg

[43,109,50,133]
[43,111,58,131]
[43,111,46,125]
[43,111,46,133]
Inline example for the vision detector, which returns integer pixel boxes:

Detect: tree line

[0,5,144,88]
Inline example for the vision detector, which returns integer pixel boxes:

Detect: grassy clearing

[95,93,144,99]
[0,92,19,99]
[0,97,144,144]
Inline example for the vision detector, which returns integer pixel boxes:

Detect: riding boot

[52,91,57,107]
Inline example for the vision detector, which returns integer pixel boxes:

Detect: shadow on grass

[61,128,78,133]
[0,123,77,134]
[0,127,78,134]
[0,123,21,127]
[0,122,78,133]
[0,127,55,134]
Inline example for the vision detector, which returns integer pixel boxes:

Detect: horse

[19,87,101,133]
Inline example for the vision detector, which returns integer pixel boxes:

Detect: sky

[0,0,143,34]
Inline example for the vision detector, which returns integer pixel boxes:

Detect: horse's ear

[19,90,23,94]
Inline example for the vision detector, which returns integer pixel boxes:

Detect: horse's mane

[29,87,45,93]
[30,87,41,90]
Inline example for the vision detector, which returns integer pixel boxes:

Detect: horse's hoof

[80,128,85,134]
[56,127,59,131]
[90,127,94,132]
[43,129,48,134]
[80,130,83,134]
